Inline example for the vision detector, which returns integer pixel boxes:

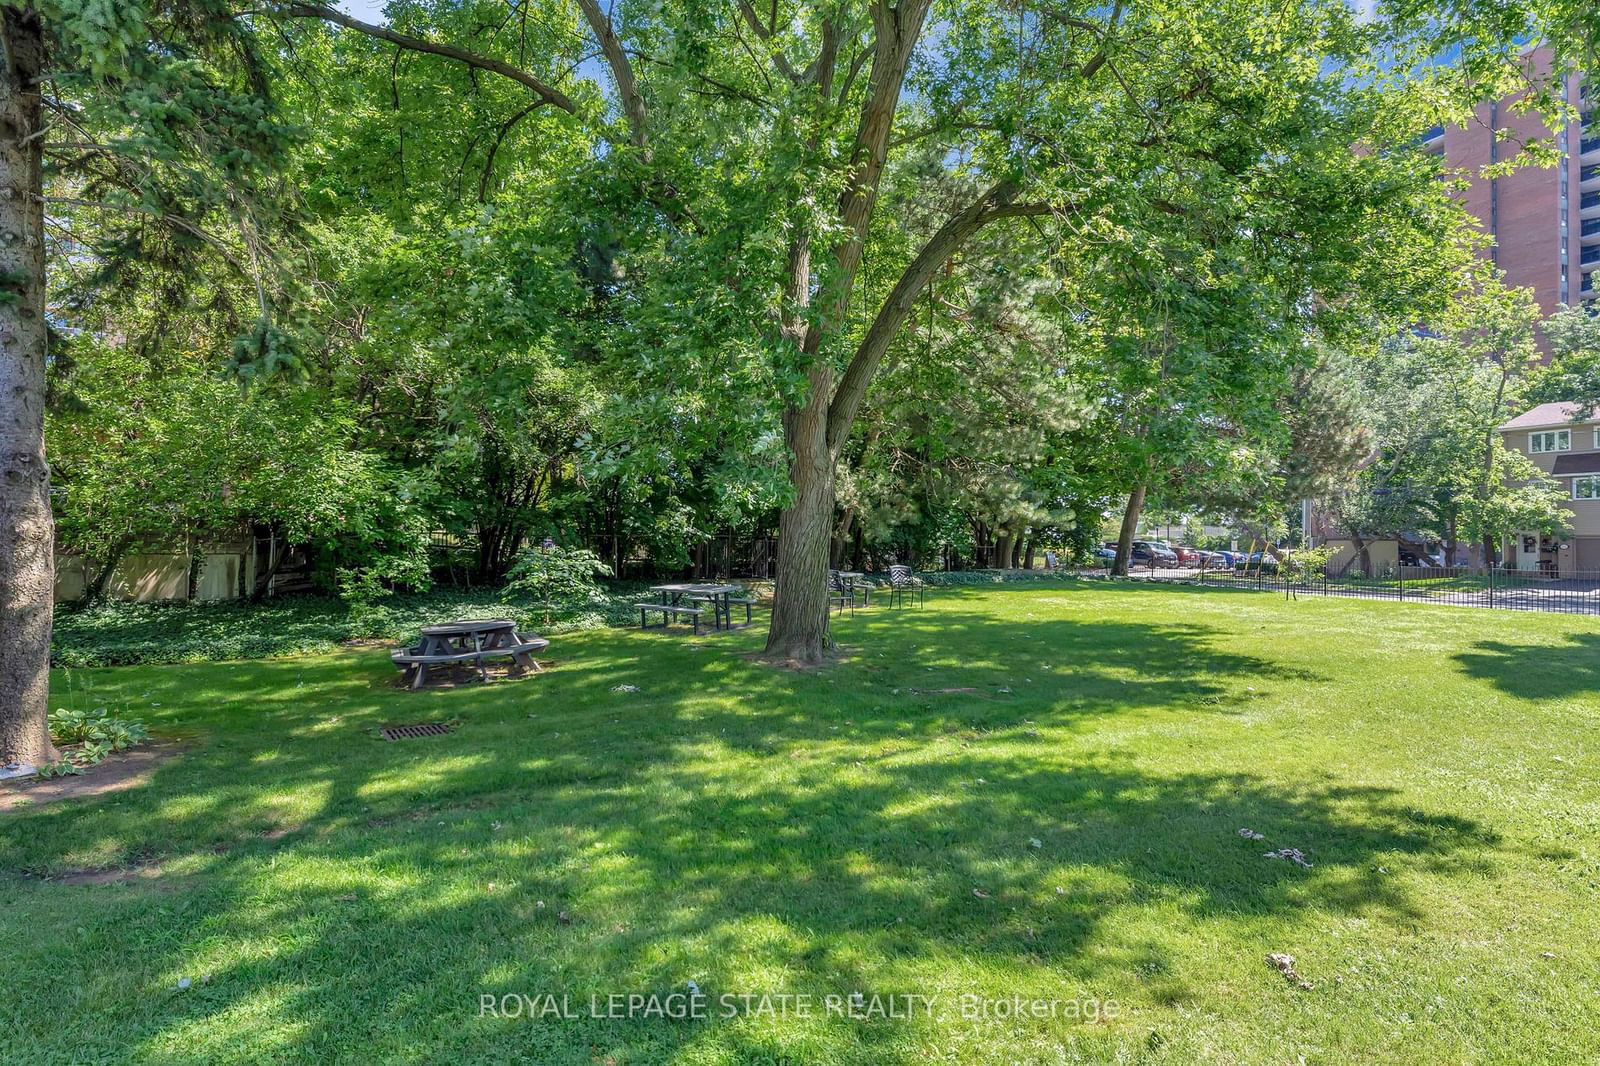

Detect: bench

[391,636,549,690]
[637,602,704,634]
[724,596,756,627]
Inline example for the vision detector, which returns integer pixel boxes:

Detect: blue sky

[338,0,388,21]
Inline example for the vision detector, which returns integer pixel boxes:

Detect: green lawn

[5,582,1598,1064]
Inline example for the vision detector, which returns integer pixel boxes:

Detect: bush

[503,546,614,622]
[36,707,150,776]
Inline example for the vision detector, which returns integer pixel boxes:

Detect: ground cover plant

[5,582,1598,1063]
[48,570,1082,667]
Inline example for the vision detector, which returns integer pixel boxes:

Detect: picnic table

[638,583,755,634]
[830,570,869,612]
[391,618,548,689]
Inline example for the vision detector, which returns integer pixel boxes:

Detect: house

[1498,401,1600,574]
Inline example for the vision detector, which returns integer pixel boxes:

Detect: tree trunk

[993,531,1014,571]
[1023,540,1036,571]
[251,534,288,603]
[83,535,135,604]
[765,393,834,664]
[831,506,856,567]
[1113,482,1146,576]
[0,6,56,768]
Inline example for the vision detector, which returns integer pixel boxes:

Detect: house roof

[1499,402,1600,432]
[1551,454,1600,475]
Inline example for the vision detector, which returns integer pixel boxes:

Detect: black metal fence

[1170,564,1600,616]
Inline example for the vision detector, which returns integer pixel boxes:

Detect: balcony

[1585,218,1600,237]
[1584,163,1600,185]
[1583,246,1600,266]
[1585,191,1600,213]
[1584,136,1600,155]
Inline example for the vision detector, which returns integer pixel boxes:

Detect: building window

[1531,429,1571,453]
[1573,475,1600,499]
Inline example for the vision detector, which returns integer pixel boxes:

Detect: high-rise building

[1418,46,1596,317]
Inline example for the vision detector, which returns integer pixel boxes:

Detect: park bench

[722,595,756,627]
[637,601,705,633]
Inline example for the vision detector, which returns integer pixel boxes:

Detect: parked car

[1234,551,1280,572]
[1131,541,1179,568]
[1399,548,1445,567]
[1092,546,1118,566]
[1148,541,1204,568]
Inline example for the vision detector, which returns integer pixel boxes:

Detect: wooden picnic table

[392,618,547,689]
[641,582,752,633]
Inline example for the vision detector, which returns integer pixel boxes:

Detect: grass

[5,581,1599,1063]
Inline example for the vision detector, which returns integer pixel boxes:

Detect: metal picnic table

[641,582,751,633]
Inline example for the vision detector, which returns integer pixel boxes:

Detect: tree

[3,0,288,767]
[1313,283,1571,570]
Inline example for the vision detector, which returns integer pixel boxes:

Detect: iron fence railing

[1168,563,1600,616]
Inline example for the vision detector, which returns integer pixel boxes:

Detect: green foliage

[34,0,1598,636]
[34,705,150,776]
[503,546,615,620]
[50,706,149,749]
[50,585,650,667]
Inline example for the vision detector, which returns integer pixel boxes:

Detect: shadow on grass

[5,586,1500,1062]
[1452,632,1600,701]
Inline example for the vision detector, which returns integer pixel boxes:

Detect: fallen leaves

[1266,952,1313,990]
[1264,848,1314,869]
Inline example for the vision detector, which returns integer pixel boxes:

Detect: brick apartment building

[1418,45,1596,317]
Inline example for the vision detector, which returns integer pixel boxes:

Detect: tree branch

[479,99,547,201]
[281,3,577,112]
[574,0,649,150]
[825,180,1061,455]
[735,0,800,81]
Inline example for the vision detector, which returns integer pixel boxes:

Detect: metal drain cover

[380,722,455,741]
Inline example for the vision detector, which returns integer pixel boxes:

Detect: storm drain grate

[380,722,456,741]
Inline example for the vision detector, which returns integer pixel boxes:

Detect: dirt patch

[0,742,183,814]
[742,645,857,671]
[50,864,166,887]
[340,637,393,650]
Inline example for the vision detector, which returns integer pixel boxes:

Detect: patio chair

[828,569,864,615]
[886,564,925,607]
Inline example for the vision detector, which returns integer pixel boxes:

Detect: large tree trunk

[1112,482,1146,576]
[0,6,56,768]
[993,530,1015,571]
[766,385,834,663]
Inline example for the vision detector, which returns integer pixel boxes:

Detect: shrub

[36,707,150,776]
[503,546,615,622]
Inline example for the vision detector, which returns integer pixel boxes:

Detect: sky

[338,0,389,21]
